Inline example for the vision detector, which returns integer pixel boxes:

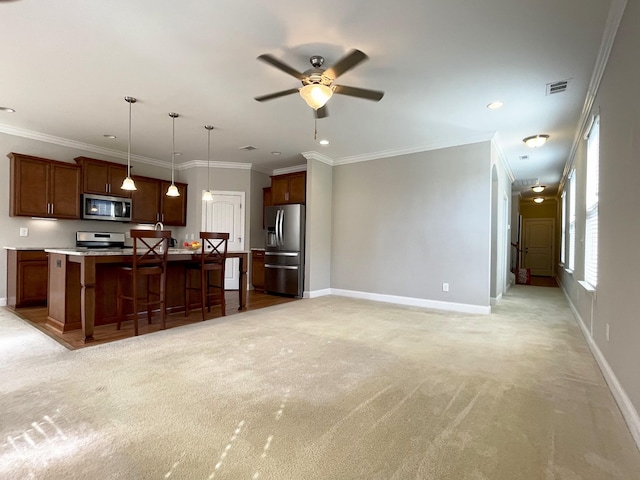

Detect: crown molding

[491,134,515,183]
[0,122,166,167]
[178,159,252,170]
[272,164,307,176]
[301,151,335,166]
[560,0,628,192]
[332,132,495,166]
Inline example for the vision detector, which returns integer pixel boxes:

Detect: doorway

[202,191,245,289]
[522,218,555,276]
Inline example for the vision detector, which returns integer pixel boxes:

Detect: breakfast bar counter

[44,248,248,343]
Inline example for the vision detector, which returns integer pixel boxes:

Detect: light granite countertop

[43,247,204,256]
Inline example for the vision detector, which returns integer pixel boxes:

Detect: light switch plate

[19,227,28,237]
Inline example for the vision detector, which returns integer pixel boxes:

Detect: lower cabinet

[251,250,265,291]
[6,250,48,308]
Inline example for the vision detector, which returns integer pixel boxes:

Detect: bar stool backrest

[131,230,171,269]
[197,232,229,268]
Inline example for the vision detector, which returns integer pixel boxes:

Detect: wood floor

[10,290,297,350]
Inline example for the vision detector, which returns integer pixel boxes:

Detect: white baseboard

[303,288,331,299]
[490,292,503,306]
[560,283,640,451]
[330,288,490,315]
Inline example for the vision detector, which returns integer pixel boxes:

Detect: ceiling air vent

[239,145,257,151]
[546,79,569,95]
[513,178,539,188]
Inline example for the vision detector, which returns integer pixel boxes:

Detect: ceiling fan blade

[315,105,329,119]
[257,54,304,80]
[333,84,384,101]
[254,88,299,102]
[324,49,368,79]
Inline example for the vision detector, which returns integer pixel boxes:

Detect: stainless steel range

[75,231,126,250]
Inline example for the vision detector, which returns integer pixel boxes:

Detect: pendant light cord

[127,100,132,176]
[207,128,211,190]
[171,114,176,184]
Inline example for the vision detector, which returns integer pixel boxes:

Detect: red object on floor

[516,268,531,285]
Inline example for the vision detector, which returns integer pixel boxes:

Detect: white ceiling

[0,0,617,198]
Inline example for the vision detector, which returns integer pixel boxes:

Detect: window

[584,115,600,286]
[560,191,566,264]
[568,170,576,271]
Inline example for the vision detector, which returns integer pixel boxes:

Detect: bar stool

[116,230,171,336]
[185,232,229,321]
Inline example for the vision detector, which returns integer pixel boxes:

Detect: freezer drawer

[264,263,302,297]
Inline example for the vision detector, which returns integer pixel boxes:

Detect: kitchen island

[44,247,248,343]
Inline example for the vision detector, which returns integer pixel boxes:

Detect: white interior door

[202,191,245,290]
[522,218,554,276]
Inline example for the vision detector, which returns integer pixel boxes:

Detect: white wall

[331,142,492,311]
[557,0,640,443]
[304,157,333,296]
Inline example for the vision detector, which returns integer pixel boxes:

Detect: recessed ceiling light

[533,197,544,203]
[319,139,329,145]
[0,107,16,113]
[271,151,281,155]
[487,101,503,110]
[523,134,550,148]
[173,152,182,156]
[103,134,117,139]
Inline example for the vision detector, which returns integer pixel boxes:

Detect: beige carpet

[1,286,639,479]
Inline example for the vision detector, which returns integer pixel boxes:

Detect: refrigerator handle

[275,209,282,247]
[278,209,284,246]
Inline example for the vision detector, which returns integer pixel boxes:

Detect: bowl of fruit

[183,240,201,251]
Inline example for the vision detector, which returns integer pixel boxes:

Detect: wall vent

[546,79,569,95]
[239,145,257,151]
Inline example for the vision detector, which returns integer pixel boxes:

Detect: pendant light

[166,112,180,197]
[121,96,137,191]
[202,125,214,202]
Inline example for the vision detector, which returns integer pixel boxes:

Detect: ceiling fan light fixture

[523,134,550,148]
[299,84,333,110]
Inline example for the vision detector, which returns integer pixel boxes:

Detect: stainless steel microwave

[82,194,132,222]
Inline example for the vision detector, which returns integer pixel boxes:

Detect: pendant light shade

[299,84,333,110]
[166,112,180,197]
[121,96,137,191]
[202,125,214,201]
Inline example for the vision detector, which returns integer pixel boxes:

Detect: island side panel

[47,253,81,332]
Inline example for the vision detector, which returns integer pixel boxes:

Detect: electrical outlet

[606,323,610,341]
[19,227,28,237]
[442,282,449,292]
[125,231,131,238]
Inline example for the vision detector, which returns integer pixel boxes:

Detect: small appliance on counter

[75,231,126,250]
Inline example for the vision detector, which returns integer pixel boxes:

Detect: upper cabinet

[131,175,187,226]
[8,153,81,219]
[74,157,130,198]
[271,171,306,205]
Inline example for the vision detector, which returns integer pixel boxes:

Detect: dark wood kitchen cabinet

[271,171,306,205]
[8,152,81,219]
[74,156,130,197]
[6,249,48,308]
[251,250,265,291]
[130,175,187,226]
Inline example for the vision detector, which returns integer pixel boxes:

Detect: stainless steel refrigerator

[264,204,305,297]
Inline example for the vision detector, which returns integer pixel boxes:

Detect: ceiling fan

[254,49,384,118]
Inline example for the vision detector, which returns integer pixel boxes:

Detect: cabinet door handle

[50,203,54,215]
